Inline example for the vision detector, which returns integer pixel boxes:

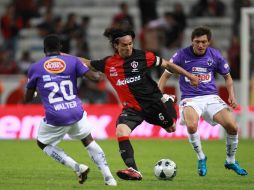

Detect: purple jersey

[26,54,89,126]
[171,46,230,100]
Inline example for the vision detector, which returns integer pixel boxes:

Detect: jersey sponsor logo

[185,72,212,83]
[42,75,51,82]
[192,67,207,72]
[195,73,212,82]
[130,61,139,72]
[116,75,141,86]
[44,58,66,73]
[184,60,191,63]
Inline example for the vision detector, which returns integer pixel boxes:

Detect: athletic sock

[43,145,80,172]
[226,133,238,164]
[86,141,113,178]
[188,131,206,160]
[118,136,138,170]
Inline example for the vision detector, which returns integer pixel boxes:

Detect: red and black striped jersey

[91,49,163,111]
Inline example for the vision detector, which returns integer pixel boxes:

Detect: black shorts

[116,99,177,131]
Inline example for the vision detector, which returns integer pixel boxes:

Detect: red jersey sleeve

[145,51,162,68]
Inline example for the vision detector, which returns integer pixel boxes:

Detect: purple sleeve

[170,50,182,66]
[216,52,230,75]
[26,65,37,89]
[76,58,89,77]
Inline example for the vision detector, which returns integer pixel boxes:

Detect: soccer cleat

[198,156,207,176]
[76,164,90,184]
[104,176,117,186]
[116,167,142,180]
[162,94,177,104]
[224,161,248,176]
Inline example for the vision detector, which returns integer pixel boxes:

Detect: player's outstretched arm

[161,59,199,87]
[79,57,104,81]
[84,70,104,82]
[158,70,172,92]
[62,53,103,81]
[79,57,98,71]
[61,52,97,72]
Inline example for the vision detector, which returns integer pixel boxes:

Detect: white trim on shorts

[37,112,92,146]
[179,95,228,126]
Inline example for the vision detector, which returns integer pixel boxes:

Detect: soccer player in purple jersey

[24,34,117,186]
[158,26,248,176]
[78,27,199,180]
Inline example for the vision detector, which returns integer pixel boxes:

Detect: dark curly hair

[103,27,135,45]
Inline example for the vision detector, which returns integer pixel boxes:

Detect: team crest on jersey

[192,67,207,72]
[44,58,66,73]
[130,61,139,72]
[109,66,118,76]
[207,58,214,66]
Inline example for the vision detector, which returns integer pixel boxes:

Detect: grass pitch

[0,139,253,190]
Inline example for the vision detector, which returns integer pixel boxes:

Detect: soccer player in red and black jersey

[80,27,199,180]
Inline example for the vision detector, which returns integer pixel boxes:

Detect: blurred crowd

[0,0,254,104]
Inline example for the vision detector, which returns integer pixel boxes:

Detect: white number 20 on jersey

[44,80,76,104]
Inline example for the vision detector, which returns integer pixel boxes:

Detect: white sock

[226,133,238,164]
[86,141,113,179]
[188,131,206,160]
[43,145,80,172]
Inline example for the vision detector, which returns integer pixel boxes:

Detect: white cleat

[104,176,117,186]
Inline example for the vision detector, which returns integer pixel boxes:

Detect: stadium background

[0,1,254,190]
[0,0,254,140]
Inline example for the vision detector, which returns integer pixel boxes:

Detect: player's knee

[37,140,47,150]
[186,122,198,133]
[116,126,123,137]
[116,125,131,137]
[224,122,238,135]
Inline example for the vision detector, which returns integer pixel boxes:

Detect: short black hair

[43,34,61,52]
[191,26,212,41]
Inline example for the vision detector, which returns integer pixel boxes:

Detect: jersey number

[44,80,76,104]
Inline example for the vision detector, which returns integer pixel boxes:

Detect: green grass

[0,139,253,190]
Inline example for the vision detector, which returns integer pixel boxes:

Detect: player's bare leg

[213,108,248,176]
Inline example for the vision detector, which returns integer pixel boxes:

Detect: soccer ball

[154,159,177,180]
